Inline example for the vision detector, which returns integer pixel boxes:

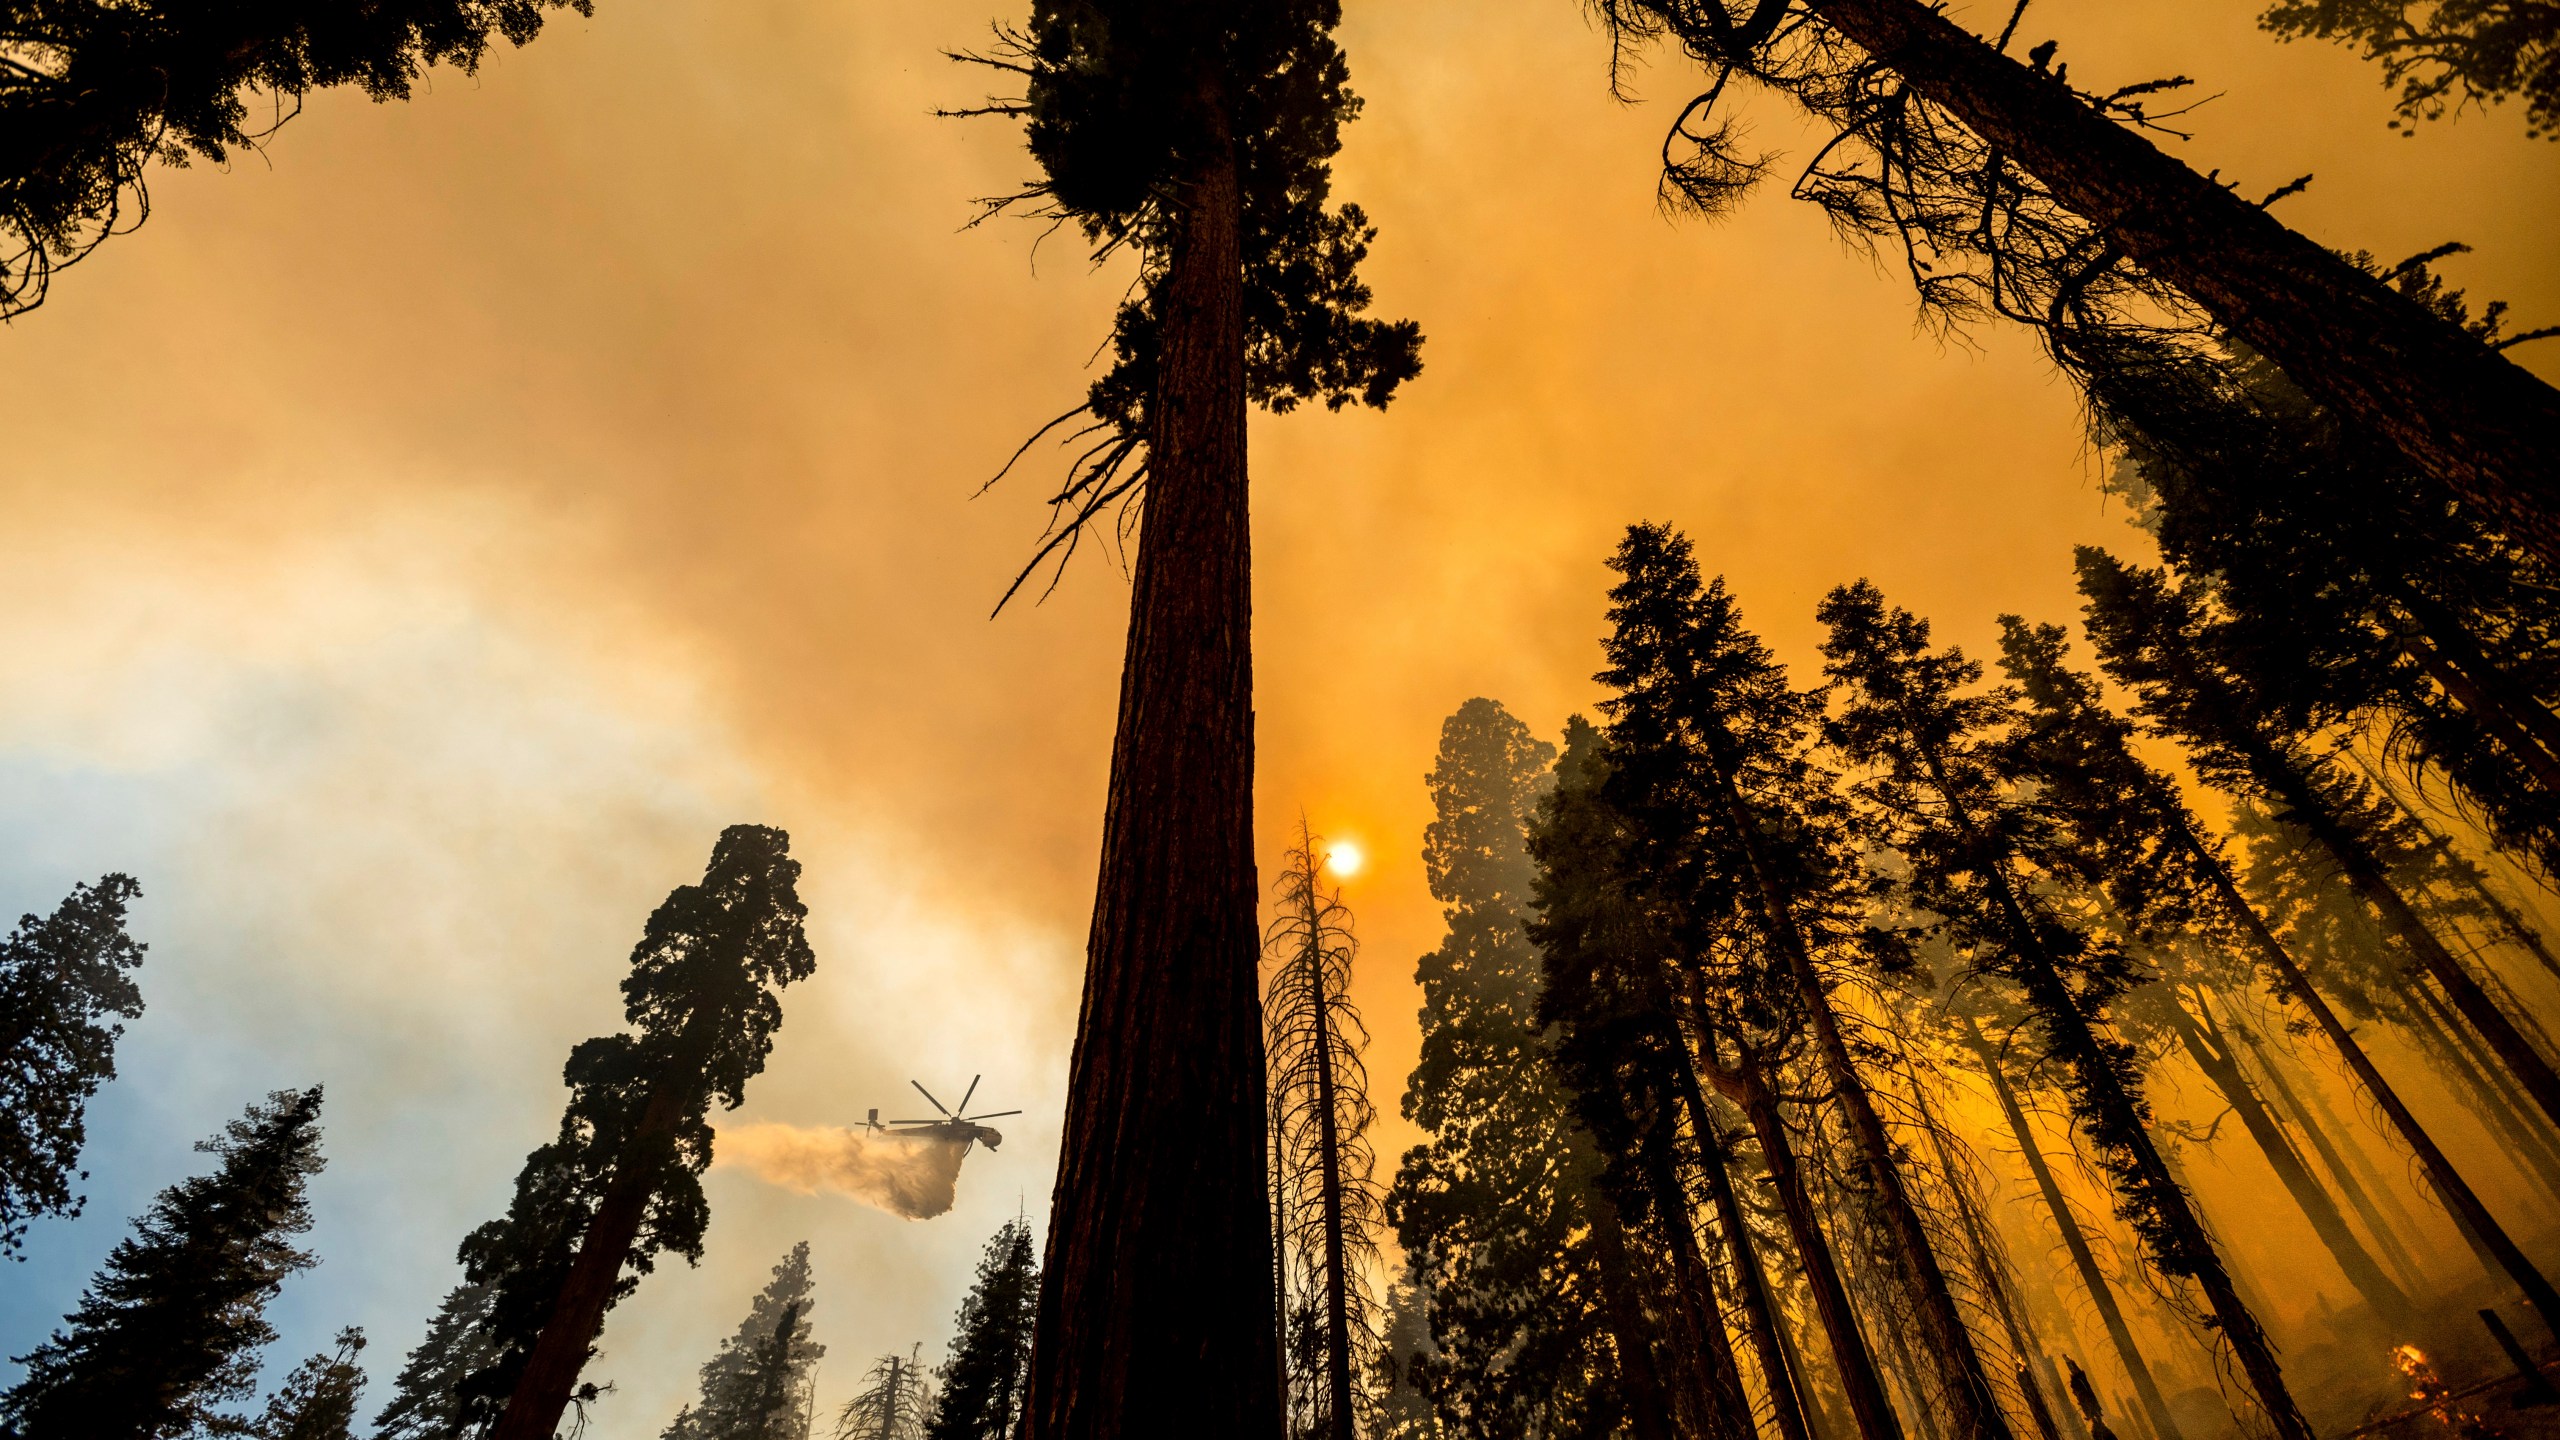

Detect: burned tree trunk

[1025,129,1280,1438]
[1799,0,2560,562]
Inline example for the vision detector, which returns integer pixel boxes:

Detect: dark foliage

[454,824,815,1430]
[2259,0,2559,136]
[226,1327,368,1440]
[372,1280,501,1440]
[0,0,592,317]
[0,873,146,1257]
[665,1242,823,1440]
[0,1087,326,1440]
[962,0,1421,598]
[928,1220,1038,1440]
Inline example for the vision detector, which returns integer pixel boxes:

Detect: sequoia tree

[0,873,147,1258]
[0,0,594,317]
[461,824,816,1440]
[964,4,1419,1432]
[1590,0,2560,558]
[0,1087,327,1440]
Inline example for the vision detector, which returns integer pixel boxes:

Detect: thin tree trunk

[1703,1048,1905,1440]
[2400,638,2560,798]
[2254,749,2560,1134]
[1697,1110,1817,1440]
[2399,974,2560,1200]
[1913,744,2306,1440]
[1797,0,2560,563]
[1308,938,1356,1440]
[2351,747,2560,987]
[2224,1008,2428,1292]
[1697,729,2013,1440]
[1911,1068,2068,1440]
[2177,822,2560,1346]
[491,1081,694,1440]
[2160,993,2419,1328]
[1963,1020,2185,1440]
[1024,120,1280,1438]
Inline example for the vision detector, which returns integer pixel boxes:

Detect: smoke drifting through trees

[714,1125,974,1220]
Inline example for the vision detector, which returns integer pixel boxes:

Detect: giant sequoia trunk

[1023,133,1282,1437]
[492,1083,693,1440]
[1798,0,2560,561]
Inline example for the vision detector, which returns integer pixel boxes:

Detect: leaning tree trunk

[2229,1016,2429,1290]
[1023,125,1281,1438]
[1798,0,2560,562]
[1697,731,2013,1440]
[2256,748,2560,1133]
[1684,1071,1815,1440]
[2175,815,2560,1345]
[2159,995,2419,1330]
[1963,1019,2185,1440]
[1704,1045,1904,1440]
[491,1081,693,1440]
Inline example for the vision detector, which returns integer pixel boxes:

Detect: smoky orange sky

[0,0,2553,1430]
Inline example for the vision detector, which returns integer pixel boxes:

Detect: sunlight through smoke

[714,1122,970,1220]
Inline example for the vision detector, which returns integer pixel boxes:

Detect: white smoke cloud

[714,1122,972,1220]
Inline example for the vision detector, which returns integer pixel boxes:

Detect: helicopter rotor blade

[912,1080,953,1117]
[957,1074,982,1114]
[965,1110,1022,1121]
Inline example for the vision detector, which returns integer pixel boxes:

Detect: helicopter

[862,1075,1020,1155]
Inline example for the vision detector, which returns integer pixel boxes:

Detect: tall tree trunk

[1797,0,2560,562]
[1308,946,1356,1440]
[492,1081,693,1440]
[1024,128,1280,1438]
[1911,1069,2068,1440]
[1591,1184,1688,1440]
[1703,1047,1905,1440]
[2397,974,2560,1199]
[2160,993,2419,1329]
[1697,1111,1817,1440]
[1913,746,2307,1440]
[2176,822,2560,1346]
[2399,638,2560,798]
[1697,730,2013,1440]
[1963,1019,2186,1440]
[2351,748,2560,987]
[2253,747,2560,1133]
[2224,1007,2428,1292]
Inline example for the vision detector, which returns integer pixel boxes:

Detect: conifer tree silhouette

[1816,580,2311,1440]
[1265,824,1383,1440]
[664,1242,823,1440]
[458,825,815,1440]
[1385,699,1680,1440]
[372,1280,501,1440]
[1588,0,2560,558]
[2257,0,2559,136]
[954,3,1420,1429]
[237,1327,368,1440]
[927,1219,1038,1440]
[0,873,146,1258]
[0,0,595,316]
[0,1087,327,1440]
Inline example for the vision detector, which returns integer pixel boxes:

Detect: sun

[1324,840,1365,878]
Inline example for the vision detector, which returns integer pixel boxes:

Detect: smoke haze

[716,1123,972,1220]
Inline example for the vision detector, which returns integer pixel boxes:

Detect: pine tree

[0,874,147,1258]
[0,1087,327,1440]
[2073,548,2560,1134]
[0,0,595,317]
[1588,0,2560,559]
[1593,524,2010,1440]
[1815,580,2311,1440]
[2257,0,2559,136]
[927,1218,1038,1440]
[1264,823,1382,1440]
[372,1280,501,1440]
[956,6,1420,1428]
[834,1349,931,1440]
[233,1327,368,1440]
[664,1242,824,1440]
[1384,699,1670,1440]
[462,825,817,1440]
